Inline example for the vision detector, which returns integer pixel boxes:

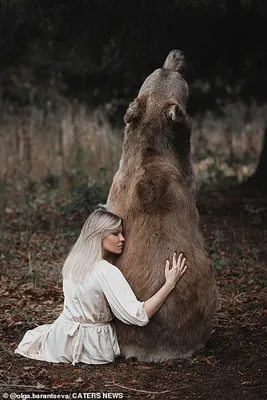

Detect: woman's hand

[143,252,188,319]
[165,252,187,290]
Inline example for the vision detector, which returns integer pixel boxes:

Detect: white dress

[15,260,149,365]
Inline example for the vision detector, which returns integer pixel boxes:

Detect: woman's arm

[93,253,187,326]
[143,253,187,319]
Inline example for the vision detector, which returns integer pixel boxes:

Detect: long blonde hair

[62,209,122,281]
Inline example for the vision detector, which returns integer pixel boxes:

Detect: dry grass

[0,102,122,181]
[191,101,266,186]
[0,102,122,209]
[0,99,265,216]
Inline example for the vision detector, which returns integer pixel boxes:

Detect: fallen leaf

[75,377,84,383]
[36,383,46,389]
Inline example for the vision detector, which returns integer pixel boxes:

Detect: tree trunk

[250,127,267,185]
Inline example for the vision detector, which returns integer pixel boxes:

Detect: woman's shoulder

[93,259,121,276]
[96,259,117,270]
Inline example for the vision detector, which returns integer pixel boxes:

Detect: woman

[15,209,187,365]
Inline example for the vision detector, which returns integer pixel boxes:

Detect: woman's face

[102,223,125,257]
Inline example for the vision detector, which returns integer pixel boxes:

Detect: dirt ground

[0,183,266,400]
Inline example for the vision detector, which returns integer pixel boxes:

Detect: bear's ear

[124,98,141,124]
[166,103,186,123]
[166,103,191,131]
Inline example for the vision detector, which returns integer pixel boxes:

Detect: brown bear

[107,49,218,362]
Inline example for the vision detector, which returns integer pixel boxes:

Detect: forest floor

[0,183,266,400]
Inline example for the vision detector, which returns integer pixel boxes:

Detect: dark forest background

[0,0,267,217]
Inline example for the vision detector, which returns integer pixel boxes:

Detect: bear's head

[124,50,189,127]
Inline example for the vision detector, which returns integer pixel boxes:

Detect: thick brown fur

[107,50,218,362]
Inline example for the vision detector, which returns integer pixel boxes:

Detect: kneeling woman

[15,209,187,365]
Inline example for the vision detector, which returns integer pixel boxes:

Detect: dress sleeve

[92,261,149,326]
